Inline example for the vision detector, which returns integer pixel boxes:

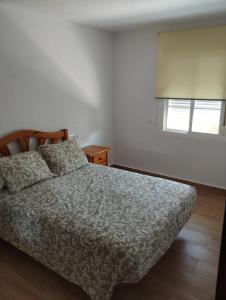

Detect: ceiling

[4,0,226,31]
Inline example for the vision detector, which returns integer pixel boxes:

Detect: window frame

[162,99,225,136]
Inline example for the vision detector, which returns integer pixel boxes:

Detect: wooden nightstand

[83,145,111,166]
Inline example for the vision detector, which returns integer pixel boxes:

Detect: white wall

[0,3,114,160]
[114,25,226,189]
[1,3,225,188]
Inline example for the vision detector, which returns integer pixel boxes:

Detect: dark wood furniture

[0,129,68,156]
[83,145,111,166]
[215,203,226,300]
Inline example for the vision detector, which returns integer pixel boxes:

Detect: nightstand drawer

[93,152,107,164]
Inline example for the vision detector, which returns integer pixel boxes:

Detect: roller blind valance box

[155,24,226,100]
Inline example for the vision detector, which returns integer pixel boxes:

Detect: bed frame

[0,129,68,157]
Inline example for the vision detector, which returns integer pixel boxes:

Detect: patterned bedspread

[0,164,196,300]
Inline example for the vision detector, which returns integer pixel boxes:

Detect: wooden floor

[0,187,225,300]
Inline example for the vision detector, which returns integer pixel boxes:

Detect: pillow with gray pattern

[39,139,88,176]
[0,151,54,193]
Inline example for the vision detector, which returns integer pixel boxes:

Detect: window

[163,99,224,135]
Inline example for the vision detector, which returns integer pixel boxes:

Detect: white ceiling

[4,0,226,31]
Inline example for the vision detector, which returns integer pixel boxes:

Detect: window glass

[166,100,191,132]
[192,101,222,134]
[163,99,223,135]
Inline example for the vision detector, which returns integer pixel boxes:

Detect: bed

[0,129,196,300]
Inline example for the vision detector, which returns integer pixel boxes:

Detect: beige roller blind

[156,25,226,100]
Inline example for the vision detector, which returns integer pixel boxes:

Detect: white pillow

[0,176,5,190]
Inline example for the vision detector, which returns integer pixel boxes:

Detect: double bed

[0,129,196,300]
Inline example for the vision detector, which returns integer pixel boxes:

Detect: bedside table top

[83,145,111,157]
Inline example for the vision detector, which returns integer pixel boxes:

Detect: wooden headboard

[0,129,68,157]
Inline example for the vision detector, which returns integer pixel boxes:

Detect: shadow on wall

[0,3,111,145]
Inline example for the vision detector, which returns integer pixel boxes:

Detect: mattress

[0,163,196,300]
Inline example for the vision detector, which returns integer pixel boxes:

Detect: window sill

[161,129,226,142]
